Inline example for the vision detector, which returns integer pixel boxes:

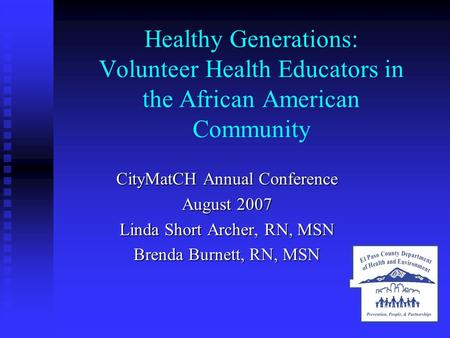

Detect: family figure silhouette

[375,296,420,308]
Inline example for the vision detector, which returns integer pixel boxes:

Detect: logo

[350,246,438,322]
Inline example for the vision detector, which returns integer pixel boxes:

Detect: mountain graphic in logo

[360,268,434,284]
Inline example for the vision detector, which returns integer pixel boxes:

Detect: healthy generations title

[98,29,405,144]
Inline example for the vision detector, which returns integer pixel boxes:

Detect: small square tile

[3,64,12,73]
[3,277,12,287]
[3,98,12,107]
[3,131,12,140]
[3,177,12,185]
[3,120,12,129]
[3,166,11,174]
[3,53,12,62]
[3,221,12,230]
[3,267,12,277]
[3,86,12,95]
[3,108,12,117]
[3,154,12,162]
[3,188,12,197]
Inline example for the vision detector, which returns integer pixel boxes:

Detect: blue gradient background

[2,2,450,337]
[54,20,449,336]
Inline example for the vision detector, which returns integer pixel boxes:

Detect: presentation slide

[1,1,449,337]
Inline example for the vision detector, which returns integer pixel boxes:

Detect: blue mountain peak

[360,267,434,284]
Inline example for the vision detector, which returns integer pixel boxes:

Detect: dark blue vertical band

[0,0,53,312]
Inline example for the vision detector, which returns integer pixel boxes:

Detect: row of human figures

[376,296,420,308]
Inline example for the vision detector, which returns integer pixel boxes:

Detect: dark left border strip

[1,0,53,312]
